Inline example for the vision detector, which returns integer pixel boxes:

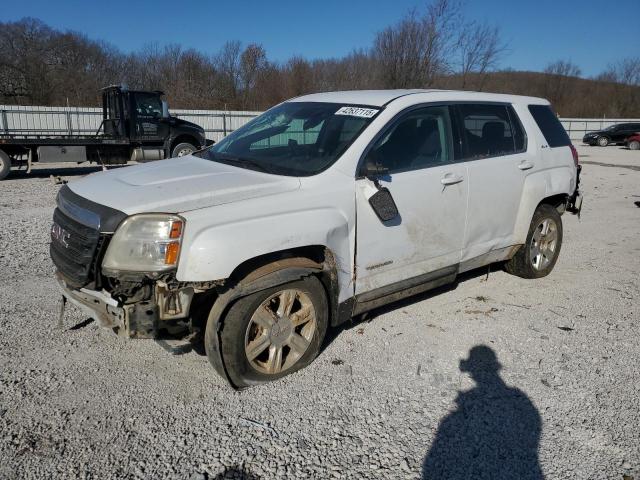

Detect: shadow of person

[422,345,543,479]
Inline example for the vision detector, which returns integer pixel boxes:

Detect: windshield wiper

[211,153,274,174]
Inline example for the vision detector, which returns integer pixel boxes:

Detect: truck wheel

[505,204,563,279]
[171,142,196,157]
[597,136,609,147]
[214,276,328,388]
[0,150,11,180]
[629,140,640,150]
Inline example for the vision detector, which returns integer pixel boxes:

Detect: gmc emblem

[51,223,70,248]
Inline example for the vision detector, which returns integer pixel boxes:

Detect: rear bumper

[567,164,583,215]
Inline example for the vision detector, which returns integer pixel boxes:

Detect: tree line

[1,1,639,117]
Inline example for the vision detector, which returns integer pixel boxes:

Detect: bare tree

[542,60,582,112]
[600,57,640,85]
[456,22,506,89]
[239,43,268,110]
[372,0,460,88]
[214,40,242,108]
[1,17,639,117]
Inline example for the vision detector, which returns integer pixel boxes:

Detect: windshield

[604,125,618,131]
[197,102,380,176]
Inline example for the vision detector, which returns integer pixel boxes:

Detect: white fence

[1,104,638,142]
[0,105,261,142]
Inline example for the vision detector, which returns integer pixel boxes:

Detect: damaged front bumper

[55,272,194,339]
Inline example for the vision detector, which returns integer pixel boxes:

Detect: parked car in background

[50,90,582,388]
[582,122,640,146]
[625,133,640,150]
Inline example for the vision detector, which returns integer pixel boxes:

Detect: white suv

[51,90,583,388]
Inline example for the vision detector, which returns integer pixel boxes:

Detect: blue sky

[3,0,639,77]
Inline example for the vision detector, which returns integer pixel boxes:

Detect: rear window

[528,105,571,148]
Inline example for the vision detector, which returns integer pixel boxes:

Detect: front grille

[50,208,100,288]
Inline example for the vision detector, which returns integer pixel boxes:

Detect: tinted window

[528,105,571,148]
[368,105,453,173]
[458,104,525,159]
[134,93,162,118]
[201,102,377,176]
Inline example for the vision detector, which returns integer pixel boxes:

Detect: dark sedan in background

[583,122,640,146]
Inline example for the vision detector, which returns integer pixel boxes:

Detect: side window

[506,106,527,152]
[369,106,453,173]
[457,104,522,159]
[134,93,162,118]
[527,105,571,148]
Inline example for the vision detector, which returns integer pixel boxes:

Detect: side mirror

[161,100,170,119]
[369,188,399,222]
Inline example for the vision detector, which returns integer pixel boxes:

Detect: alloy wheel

[530,218,558,271]
[244,289,317,374]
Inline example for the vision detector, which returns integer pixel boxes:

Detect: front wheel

[505,204,563,279]
[597,136,609,147]
[212,275,328,388]
[629,140,640,151]
[171,142,197,158]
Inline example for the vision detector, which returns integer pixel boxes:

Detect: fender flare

[204,259,323,388]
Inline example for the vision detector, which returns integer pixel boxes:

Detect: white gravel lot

[0,145,638,479]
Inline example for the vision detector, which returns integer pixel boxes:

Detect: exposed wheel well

[228,245,341,325]
[538,193,569,213]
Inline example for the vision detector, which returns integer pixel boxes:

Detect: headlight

[102,214,184,273]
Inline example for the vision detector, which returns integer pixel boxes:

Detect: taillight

[569,144,579,167]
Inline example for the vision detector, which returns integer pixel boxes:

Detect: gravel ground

[0,145,638,479]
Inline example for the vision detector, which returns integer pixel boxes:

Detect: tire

[597,136,609,147]
[171,142,196,158]
[212,275,328,388]
[0,150,11,180]
[505,204,563,279]
[629,140,640,151]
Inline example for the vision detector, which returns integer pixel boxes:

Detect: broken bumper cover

[55,272,188,338]
[567,165,583,215]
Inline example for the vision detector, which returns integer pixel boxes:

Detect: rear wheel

[171,142,196,158]
[629,140,640,151]
[213,275,328,388]
[0,150,11,180]
[597,136,609,147]
[505,204,563,279]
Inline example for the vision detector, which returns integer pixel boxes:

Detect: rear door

[456,103,529,261]
[355,105,468,294]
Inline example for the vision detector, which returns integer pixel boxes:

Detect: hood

[171,116,203,132]
[67,156,300,215]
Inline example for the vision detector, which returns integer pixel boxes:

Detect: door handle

[440,173,464,185]
[518,161,534,170]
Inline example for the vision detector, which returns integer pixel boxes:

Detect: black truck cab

[102,86,208,159]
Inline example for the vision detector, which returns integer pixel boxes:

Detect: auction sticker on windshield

[335,106,379,118]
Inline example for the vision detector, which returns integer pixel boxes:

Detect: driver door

[131,92,170,143]
[355,105,468,295]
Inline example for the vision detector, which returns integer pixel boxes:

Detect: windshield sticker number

[335,107,379,118]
